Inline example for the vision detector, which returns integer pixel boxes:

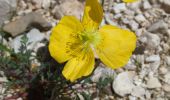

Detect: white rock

[129,20,139,31]
[165,56,170,65]
[131,86,145,97]
[17,98,23,100]
[145,55,160,63]
[91,66,115,82]
[10,28,45,53]
[145,90,151,99]
[140,31,160,49]
[32,0,42,8]
[0,0,17,27]
[113,3,126,13]
[150,62,160,72]
[163,84,170,92]
[143,0,152,9]
[105,13,118,26]
[159,67,168,74]
[148,20,168,33]
[125,60,136,70]
[0,77,8,82]
[112,71,135,96]
[52,0,83,19]
[129,96,137,100]
[164,73,170,84]
[42,0,51,9]
[127,0,141,9]
[146,77,161,89]
[135,14,146,23]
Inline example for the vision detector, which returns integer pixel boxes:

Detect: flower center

[79,30,101,47]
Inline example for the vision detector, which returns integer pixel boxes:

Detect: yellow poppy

[49,0,137,82]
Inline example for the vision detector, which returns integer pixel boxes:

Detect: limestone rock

[112,71,135,96]
[3,12,52,37]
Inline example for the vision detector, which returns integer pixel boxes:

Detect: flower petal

[96,25,136,69]
[49,16,83,63]
[123,0,137,3]
[62,49,95,82]
[82,0,103,30]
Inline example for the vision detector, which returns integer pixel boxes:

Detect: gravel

[0,0,170,99]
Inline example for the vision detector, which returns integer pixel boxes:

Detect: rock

[105,13,118,26]
[113,3,127,13]
[146,77,161,89]
[52,0,83,19]
[112,71,135,96]
[145,90,151,99]
[31,0,42,9]
[143,0,152,9]
[0,77,8,82]
[128,96,137,100]
[125,60,136,70]
[134,14,146,23]
[0,0,17,27]
[159,67,168,74]
[17,98,23,100]
[140,31,160,49]
[150,62,160,72]
[127,0,141,9]
[161,0,170,13]
[163,84,170,92]
[10,28,45,53]
[3,12,52,37]
[91,65,115,82]
[42,0,51,10]
[145,55,160,63]
[165,56,170,65]
[129,20,139,31]
[147,20,168,33]
[164,73,170,84]
[131,86,145,98]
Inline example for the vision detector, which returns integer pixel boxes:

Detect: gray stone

[163,84,170,92]
[10,28,45,53]
[52,0,83,19]
[143,0,152,9]
[112,71,135,96]
[31,0,42,9]
[146,77,161,89]
[3,12,52,37]
[164,73,170,84]
[145,55,160,63]
[131,86,145,98]
[42,0,51,10]
[165,56,170,65]
[113,3,127,13]
[0,77,8,82]
[147,20,168,33]
[140,31,160,49]
[0,0,17,27]
[135,14,146,23]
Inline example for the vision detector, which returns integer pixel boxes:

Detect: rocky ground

[0,0,170,100]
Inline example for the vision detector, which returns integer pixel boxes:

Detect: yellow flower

[123,0,138,3]
[49,0,137,82]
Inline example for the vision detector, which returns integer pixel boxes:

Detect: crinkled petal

[96,25,136,69]
[82,0,103,30]
[49,16,83,63]
[123,0,137,3]
[62,49,95,82]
